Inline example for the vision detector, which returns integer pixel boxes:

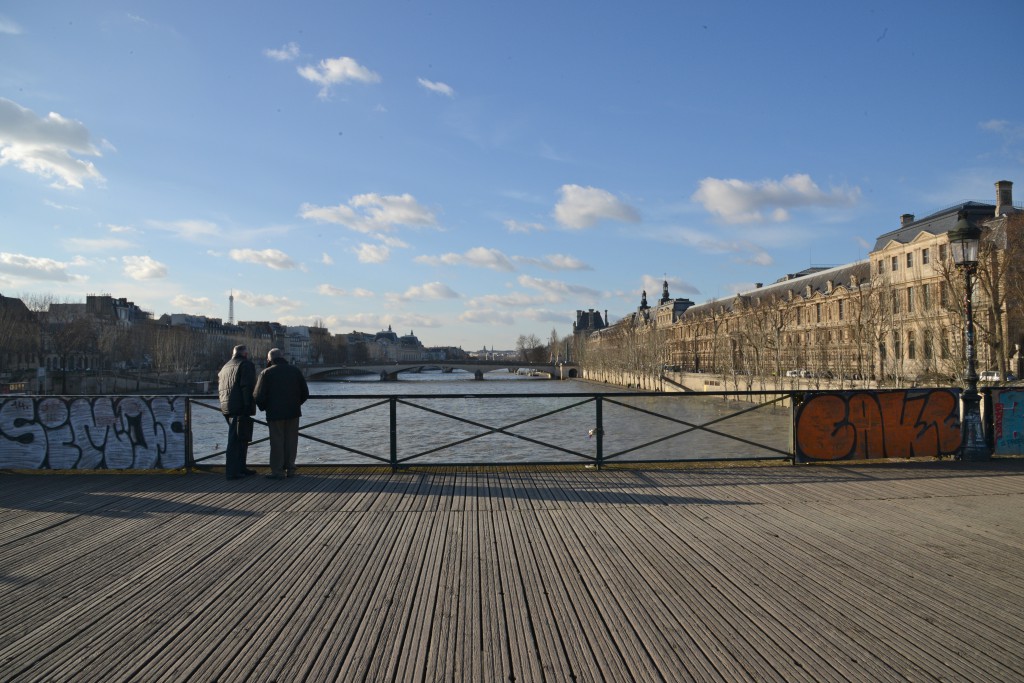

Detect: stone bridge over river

[300,360,578,381]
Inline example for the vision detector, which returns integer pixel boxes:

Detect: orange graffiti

[795,390,961,461]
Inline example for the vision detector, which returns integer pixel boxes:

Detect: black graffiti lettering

[0,396,187,470]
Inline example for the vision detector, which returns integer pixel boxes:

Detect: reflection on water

[190,370,792,466]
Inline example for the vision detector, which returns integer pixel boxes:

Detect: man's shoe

[243,468,258,476]
[286,469,297,478]
[265,474,286,480]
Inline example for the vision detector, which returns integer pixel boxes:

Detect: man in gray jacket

[254,348,309,479]
[217,344,257,480]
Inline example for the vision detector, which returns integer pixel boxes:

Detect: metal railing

[187,391,797,470]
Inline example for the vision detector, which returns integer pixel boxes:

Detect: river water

[189,370,792,467]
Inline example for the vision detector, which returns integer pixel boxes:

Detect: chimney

[900,213,915,226]
[996,180,1013,216]
[755,283,763,289]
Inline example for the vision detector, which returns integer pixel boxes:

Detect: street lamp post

[947,211,990,461]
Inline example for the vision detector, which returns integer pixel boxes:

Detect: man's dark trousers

[225,415,252,477]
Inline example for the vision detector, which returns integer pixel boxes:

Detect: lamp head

[947,210,981,267]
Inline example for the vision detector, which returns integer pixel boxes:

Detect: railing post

[185,397,194,472]
[595,395,604,470]
[389,397,398,471]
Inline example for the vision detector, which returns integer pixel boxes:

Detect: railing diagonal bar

[599,393,794,459]
[398,396,594,432]
[393,397,597,463]
[297,432,389,464]
[298,399,390,431]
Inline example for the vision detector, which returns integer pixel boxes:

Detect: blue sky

[1,1,1022,351]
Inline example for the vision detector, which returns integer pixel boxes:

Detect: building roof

[871,201,995,252]
[680,260,871,319]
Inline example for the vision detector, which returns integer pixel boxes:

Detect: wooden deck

[2,460,1024,682]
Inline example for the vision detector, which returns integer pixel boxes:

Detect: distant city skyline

[1,2,1022,350]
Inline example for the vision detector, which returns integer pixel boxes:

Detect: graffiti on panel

[795,389,961,462]
[993,390,1024,455]
[0,396,187,470]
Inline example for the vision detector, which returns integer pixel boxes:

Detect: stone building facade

[596,180,1022,385]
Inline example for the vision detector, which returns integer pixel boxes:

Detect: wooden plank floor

[2,460,1024,682]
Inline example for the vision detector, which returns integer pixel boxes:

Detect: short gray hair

[232,345,248,358]
[267,348,284,361]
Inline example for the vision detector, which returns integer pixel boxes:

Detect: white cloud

[979,119,1024,160]
[148,219,220,241]
[170,295,211,311]
[317,284,346,296]
[980,119,1010,133]
[0,16,22,34]
[354,243,390,263]
[350,193,436,227]
[66,237,135,252]
[641,274,699,298]
[504,219,546,233]
[233,290,302,312]
[692,173,860,224]
[122,255,167,280]
[415,246,515,271]
[517,274,603,301]
[0,252,72,281]
[321,252,334,265]
[229,248,297,270]
[652,226,774,266]
[297,56,381,98]
[376,234,410,248]
[390,313,441,329]
[554,184,640,229]
[513,253,591,271]
[264,42,300,61]
[389,282,460,302]
[107,224,137,233]
[316,285,375,298]
[417,78,455,97]
[459,309,510,324]
[466,292,549,308]
[300,193,436,233]
[518,308,569,323]
[0,98,105,189]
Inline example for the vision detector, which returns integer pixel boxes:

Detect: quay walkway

[1,460,1023,682]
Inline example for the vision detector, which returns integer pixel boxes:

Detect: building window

[941,330,950,359]
[891,256,898,272]
[922,283,930,310]
[908,330,916,360]
[924,331,933,360]
[939,243,947,262]
[922,248,930,265]
[877,259,884,274]
[907,253,913,268]
[838,300,844,321]
[892,291,899,314]
[940,281,948,308]
[880,341,887,360]
[796,308,801,325]
[893,333,902,359]
[907,286,914,313]
[816,303,822,323]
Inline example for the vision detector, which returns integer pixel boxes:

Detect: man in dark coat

[254,348,309,479]
[217,344,257,480]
